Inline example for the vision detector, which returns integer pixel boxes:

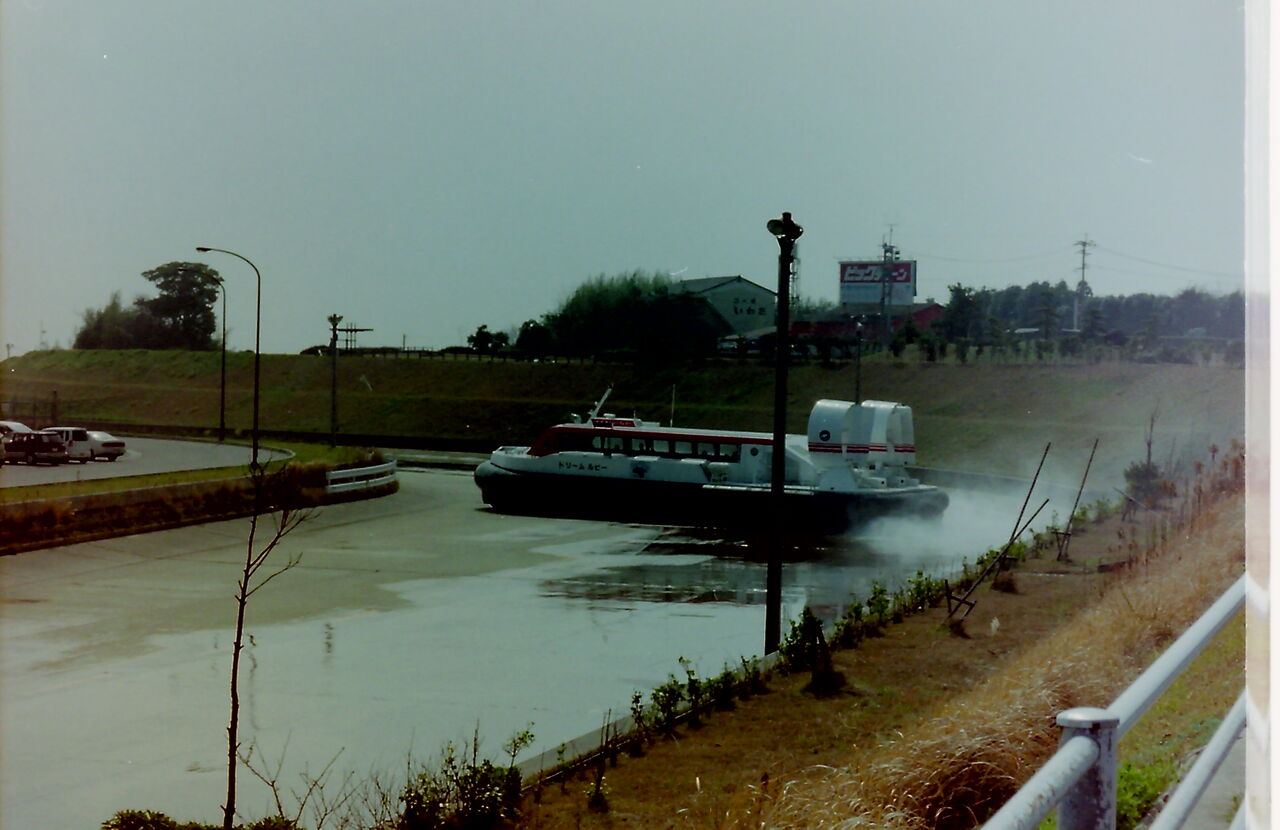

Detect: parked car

[0,420,33,438]
[3,432,69,465]
[44,426,93,463]
[85,430,127,461]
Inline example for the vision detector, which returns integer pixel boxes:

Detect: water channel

[1,469,1043,827]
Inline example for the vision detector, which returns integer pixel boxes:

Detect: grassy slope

[1,350,1244,491]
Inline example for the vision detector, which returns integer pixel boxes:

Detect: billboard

[839,260,916,307]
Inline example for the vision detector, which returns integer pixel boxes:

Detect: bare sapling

[223,463,311,830]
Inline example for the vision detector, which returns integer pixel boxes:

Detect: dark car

[3,432,69,465]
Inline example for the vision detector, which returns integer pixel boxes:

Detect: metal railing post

[1056,707,1120,830]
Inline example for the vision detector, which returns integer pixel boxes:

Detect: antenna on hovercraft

[587,385,613,420]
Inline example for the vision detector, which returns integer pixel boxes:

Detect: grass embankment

[0,350,1243,489]
[520,454,1246,829]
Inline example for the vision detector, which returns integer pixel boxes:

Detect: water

[1,475,1034,827]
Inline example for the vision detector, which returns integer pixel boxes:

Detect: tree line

[74,262,222,350]
[70,263,1244,361]
[470,270,728,359]
[937,281,1244,344]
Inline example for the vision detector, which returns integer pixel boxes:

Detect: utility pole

[328,314,343,446]
[764,211,803,655]
[1074,236,1095,330]
[878,240,900,346]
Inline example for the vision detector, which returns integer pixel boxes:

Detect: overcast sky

[1,1,1247,354]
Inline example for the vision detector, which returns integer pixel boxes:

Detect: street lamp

[328,314,343,447]
[196,246,261,471]
[764,211,803,655]
[213,276,228,442]
[852,316,865,404]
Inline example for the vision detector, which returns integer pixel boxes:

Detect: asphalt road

[0,437,290,487]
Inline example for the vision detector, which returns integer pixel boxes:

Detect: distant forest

[935,281,1244,343]
[460,272,1244,363]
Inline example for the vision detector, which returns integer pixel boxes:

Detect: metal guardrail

[983,575,1245,830]
[325,460,397,495]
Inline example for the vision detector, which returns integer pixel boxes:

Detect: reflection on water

[540,525,979,624]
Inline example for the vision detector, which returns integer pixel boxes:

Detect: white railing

[325,460,397,495]
[983,575,1245,830]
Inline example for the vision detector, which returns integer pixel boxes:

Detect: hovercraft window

[717,443,742,462]
[557,433,593,453]
[674,440,694,456]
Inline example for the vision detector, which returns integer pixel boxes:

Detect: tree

[515,319,552,356]
[940,283,982,342]
[75,262,222,350]
[137,262,222,349]
[466,324,509,355]
[543,271,725,358]
[1034,287,1060,340]
[1081,303,1106,343]
[74,291,151,349]
[223,467,308,829]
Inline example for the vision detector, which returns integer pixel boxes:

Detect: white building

[676,276,776,336]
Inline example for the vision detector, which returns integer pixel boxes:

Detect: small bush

[1116,760,1176,830]
[778,607,827,672]
[650,676,685,736]
[102,811,180,830]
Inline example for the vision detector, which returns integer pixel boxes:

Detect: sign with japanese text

[839,260,916,306]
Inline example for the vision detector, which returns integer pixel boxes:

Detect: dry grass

[520,459,1245,829]
[738,504,1243,829]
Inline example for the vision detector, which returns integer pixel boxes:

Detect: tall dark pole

[328,314,343,447]
[764,211,803,654]
[853,318,863,404]
[198,247,261,471]
[878,242,898,346]
[217,278,227,442]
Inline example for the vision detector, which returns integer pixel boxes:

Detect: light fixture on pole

[852,315,865,404]
[214,276,228,442]
[764,211,803,655]
[328,314,343,447]
[196,246,261,471]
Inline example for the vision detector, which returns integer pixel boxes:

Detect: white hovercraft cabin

[473,397,948,531]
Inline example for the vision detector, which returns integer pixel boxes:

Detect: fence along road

[982,576,1245,830]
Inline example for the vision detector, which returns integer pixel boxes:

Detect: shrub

[778,607,827,672]
[650,676,685,735]
[398,737,523,830]
[1116,760,1176,830]
[102,811,181,830]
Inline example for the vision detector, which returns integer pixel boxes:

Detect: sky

[0,0,1248,355]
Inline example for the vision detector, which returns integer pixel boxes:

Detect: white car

[0,420,33,438]
[85,430,127,461]
[44,427,94,463]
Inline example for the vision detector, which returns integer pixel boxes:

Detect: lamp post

[214,276,228,442]
[852,316,864,404]
[328,314,343,447]
[764,211,803,655]
[196,246,260,471]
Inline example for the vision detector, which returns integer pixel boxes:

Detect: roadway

[0,437,291,487]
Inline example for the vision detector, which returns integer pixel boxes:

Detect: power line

[910,246,1073,264]
[1092,244,1242,280]
[1089,263,1242,286]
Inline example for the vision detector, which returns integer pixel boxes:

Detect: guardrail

[325,460,397,495]
[983,575,1245,830]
